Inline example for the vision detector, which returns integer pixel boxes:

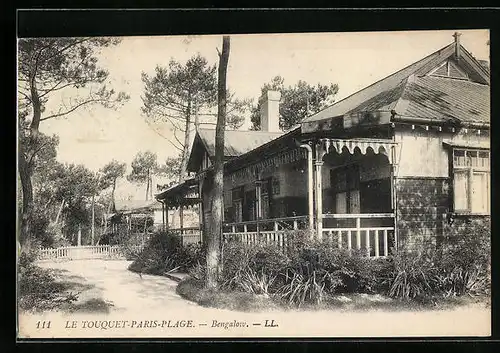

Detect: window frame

[451,148,490,215]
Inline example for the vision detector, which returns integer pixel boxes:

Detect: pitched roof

[197,128,284,157]
[187,128,284,172]
[114,199,163,213]
[302,42,490,128]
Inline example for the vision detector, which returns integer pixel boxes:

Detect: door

[243,189,256,221]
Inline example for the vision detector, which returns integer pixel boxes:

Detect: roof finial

[453,32,461,59]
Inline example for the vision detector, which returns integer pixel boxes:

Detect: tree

[157,155,183,185]
[249,76,339,131]
[99,159,126,212]
[127,151,158,201]
[206,35,230,290]
[17,37,129,243]
[141,54,248,182]
[38,162,100,245]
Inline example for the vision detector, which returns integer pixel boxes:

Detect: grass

[176,277,490,313]
[176,277,280,312]
[65,298,113,314]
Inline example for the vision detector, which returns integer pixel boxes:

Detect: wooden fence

[37,244,144,261]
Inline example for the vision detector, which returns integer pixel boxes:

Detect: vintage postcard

[17,29,491,339]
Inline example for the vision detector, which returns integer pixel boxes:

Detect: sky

[36,29,489,199]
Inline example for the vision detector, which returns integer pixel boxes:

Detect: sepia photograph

[16,26,491,339]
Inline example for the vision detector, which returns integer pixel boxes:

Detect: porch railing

[169,227,202,245]
[222,213,395,258]
[223,216,309,246]
[322,213,395,257]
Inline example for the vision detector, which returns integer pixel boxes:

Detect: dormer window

[429,60,469,80]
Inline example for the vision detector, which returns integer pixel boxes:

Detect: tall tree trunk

[111,180,116,211]
[18,153,33,244]
[91,194,95,245]
[206,36,230,289]
[145,168,150,201]
[179,98,192,182]
[19,62,42,243]
[54,199,65,226]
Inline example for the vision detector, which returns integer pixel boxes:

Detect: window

[331,165,360,214]
[452,149,490,214]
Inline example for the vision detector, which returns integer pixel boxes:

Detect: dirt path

[18,260,491,338]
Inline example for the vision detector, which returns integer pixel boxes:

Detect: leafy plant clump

[218,232,392,307]
[128,231,205,275]
[386,217,491,301]
[18,252,79,312]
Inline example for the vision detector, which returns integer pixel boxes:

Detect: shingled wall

[395,177,450,247]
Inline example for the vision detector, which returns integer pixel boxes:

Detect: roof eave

[391,113,490,129]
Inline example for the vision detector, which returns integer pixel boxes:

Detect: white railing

[223,216,309,247]
[322,213,395,258]
[37,244,144,261]
[168,227,202,245]
[222,214,395,258]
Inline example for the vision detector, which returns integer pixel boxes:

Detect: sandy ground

[18,259,491,339]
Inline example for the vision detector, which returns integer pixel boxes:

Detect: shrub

[387,249,436,301]
[18,252,79,312]
[386,218,491,300]
[437,217,491,297]
[219,232,393,307]
[220,241,258,289]
[128,231,205,275]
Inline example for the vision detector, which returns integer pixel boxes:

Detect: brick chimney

[453,32,461,59]
[260,90,281,132]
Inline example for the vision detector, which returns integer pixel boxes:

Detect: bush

[219,233,392,307]
[437,218,491,297]
[128,231,205,275]
[18,252,78,312]
[386,217,491,300]
[387,249,436,301]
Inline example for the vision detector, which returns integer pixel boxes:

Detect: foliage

[99,160,126,210]
[386,218,491,301]
[17,37,128,242]
[250,76,339,131]
[176,277,278,312]
[127,151,158,200]
[127,151,158,183]
[141,53,248,181]
[437,218,491,297]
[18,37,128,124]
[157,155,183,183]
[128,231,205,275]
[30,157,102,246]
[218,233,392,307]
[18,252,79,312]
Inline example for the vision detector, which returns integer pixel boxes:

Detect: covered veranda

[155,177,203,245]
[221,136,399,258]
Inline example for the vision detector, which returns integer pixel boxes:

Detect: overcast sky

[36,29,489,198]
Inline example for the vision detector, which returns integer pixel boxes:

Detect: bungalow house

[157,34,490,257]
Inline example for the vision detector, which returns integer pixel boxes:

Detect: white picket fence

[37,245,144,261]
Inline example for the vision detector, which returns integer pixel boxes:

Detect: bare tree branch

[40,98,108,121]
